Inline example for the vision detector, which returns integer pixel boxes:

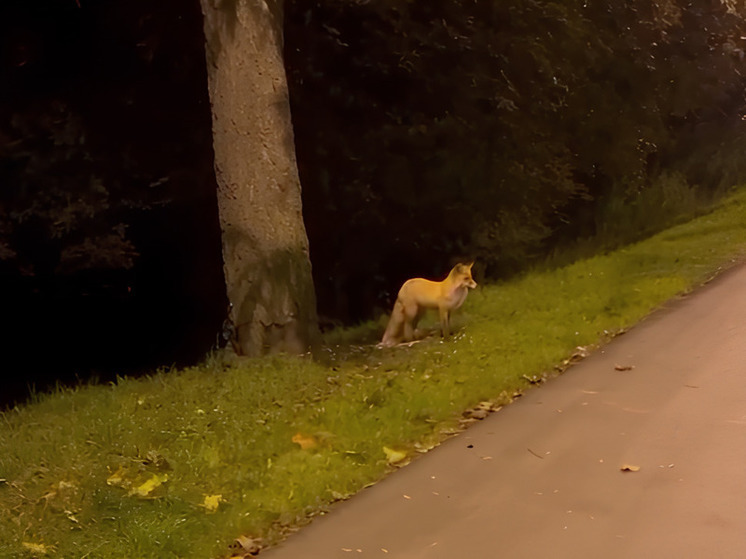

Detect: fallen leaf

[620,464,640,472]
[463,407,489,420]
[230,534,262,557]
[563,346,591,366]
[22,542,53,555]
[106,466,126,487]
[202,494,223,512]
[292,433,318,450]
[414,440,438,453]
[143,450,171,471]
[129,473,169,498]
[463,401,500,420]
[64,509,81,526]
[615,364,634,371]
[383,446,407,464]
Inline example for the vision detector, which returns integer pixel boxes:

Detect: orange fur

[381,262,477,347]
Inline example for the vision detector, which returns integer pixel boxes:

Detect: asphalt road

[262,264,746,559]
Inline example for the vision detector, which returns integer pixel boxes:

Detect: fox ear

[454,261,474,273]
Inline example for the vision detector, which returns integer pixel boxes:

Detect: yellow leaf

[22,542,52,555]
[202,494,223,512]
[292,433,318,450]
[106,466,126,487]
[383,446,407,465]
[620,464,641,472]
[129,473,169,498]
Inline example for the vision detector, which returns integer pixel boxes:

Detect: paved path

[263,264,746,559]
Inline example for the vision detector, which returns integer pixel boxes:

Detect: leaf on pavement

[620,464,641,472]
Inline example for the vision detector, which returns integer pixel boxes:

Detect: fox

[380,261,477,347]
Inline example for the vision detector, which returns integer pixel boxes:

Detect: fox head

[453,261,477,289]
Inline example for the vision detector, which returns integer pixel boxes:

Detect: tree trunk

[199,0,318,356]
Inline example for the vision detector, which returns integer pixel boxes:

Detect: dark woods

[0,0,226,403]
[2,0,745,402]
[286,0,746,321]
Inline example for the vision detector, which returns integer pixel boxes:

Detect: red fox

[381,262,477,347]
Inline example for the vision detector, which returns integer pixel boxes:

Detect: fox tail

[380,299,404,347]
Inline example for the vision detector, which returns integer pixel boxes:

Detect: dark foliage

[285,0,746,321]
[0,0,225,404]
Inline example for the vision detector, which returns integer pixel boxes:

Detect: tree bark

[200,0,318,356]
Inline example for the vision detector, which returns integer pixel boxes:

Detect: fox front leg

[438,306,450,338]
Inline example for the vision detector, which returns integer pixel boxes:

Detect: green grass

[2,187,746,558]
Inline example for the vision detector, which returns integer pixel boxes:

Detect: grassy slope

[2,187,745,558]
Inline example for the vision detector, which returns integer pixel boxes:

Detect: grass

[2,186,746,558]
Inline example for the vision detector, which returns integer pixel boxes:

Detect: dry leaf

[563,346,590,366]
[64,509,80,525]
[292,433,318,450]
[414,440,438,453]
[615,364,634,371]
[22,542,53,555]
[465,408,489,420]
[143,450,171,471]
[230,535,262,557]
[620,464,640,472]
[383,446,407,464]
[106,466,126,487]
[463,401,500,420]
